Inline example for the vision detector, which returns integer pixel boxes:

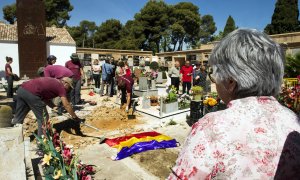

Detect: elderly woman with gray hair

[168,29,300,179]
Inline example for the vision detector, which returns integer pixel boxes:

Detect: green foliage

[168,2,202,51]
[223,15,237,37]
[163,86,178,103]
[134,0,170,53]
[285,53,300,78]
[44,0,73,27]
[265,0,300,34]
[67,20,96,48]
[211,31,224,41]
[94,19,123,49]
[191,86,203,94]
[167,119,177,125]
[2,0,73,27]
[2,3,16,24]
[199,15,217,44]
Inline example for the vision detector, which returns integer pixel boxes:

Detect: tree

[169,2,201,51]
[134,0,169,54]
[265,0,300,34]
[44,0,73,27]
[2,3,16,24]
[211,31,224,41]
[2,0,73,27]
[94,19,123,49]
[223,15,237,37]
[67,20,96,48]
[199,15,217,44]
[285,53,300,78]
[115,20,146,50]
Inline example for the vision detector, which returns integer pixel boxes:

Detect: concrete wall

[0,42,19,78]
[47,43,76,66]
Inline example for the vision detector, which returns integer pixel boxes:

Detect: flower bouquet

[202,92,227,115]
[278,76,300,113]
[34,119,95,180]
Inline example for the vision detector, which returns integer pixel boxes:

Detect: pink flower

[81,175,92,180]
[254,127,266,133]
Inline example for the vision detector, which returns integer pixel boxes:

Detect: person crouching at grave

[11,77,84,136]
[37,65,74,114]
[45,55,57,67]
[5,56,14,98]
[65,53,85,105]
[117,73,134,112]
[37,65,74,79]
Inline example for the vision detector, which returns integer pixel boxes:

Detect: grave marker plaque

[17,0,46,78]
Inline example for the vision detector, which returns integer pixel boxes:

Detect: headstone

[139,77,148,90]
[156,72,163,83]
[142,96,151,109]
[17,0,46,78]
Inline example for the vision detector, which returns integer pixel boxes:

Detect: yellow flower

[43,138,47,144]
[53,170,62,179]
[208,98,217,106]
[204,98,217,106]
[42,153,52,166]
[55,147,61,152]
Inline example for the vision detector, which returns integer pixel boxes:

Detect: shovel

[52,109,100,131]
[127,99,138,119]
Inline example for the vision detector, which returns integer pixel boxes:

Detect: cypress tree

[223,15,237,37]
[265,0,300,34]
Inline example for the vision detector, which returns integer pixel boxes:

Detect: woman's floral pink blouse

[169,96,300,180]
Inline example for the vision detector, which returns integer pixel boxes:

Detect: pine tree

[265,0,300,34]
[223,15,237,37]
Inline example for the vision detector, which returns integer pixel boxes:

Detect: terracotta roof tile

[0,23,75,45]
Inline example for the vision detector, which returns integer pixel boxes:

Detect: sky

[0,0,298,33]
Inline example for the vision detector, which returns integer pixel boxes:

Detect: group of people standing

[168,60,208,95]
[91,58,134,111]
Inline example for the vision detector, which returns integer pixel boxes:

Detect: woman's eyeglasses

[209,72,216,83]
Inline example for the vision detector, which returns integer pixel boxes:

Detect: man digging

[11,77,84,136]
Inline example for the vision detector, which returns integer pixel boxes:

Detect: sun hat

[70,53,79,61]
[61,77,74,89]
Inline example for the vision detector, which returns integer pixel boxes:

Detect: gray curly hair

[209,28,285,98]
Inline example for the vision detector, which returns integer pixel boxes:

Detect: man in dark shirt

[65,53,84,105]
[37,65,74,114]
[117,74,134,112]
[11,77,83,136]
[38,65,74,79]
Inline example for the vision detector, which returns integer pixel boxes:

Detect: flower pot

[162,101,178,114]
[193,94,202,101]
[0,105,13,128]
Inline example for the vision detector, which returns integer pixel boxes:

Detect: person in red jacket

[180,60,193,94]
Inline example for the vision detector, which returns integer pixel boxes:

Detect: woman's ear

[227,78,237,94]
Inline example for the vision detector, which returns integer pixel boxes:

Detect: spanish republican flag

[105,131,178,160]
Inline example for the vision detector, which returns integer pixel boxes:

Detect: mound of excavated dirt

[58,106,143,149]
